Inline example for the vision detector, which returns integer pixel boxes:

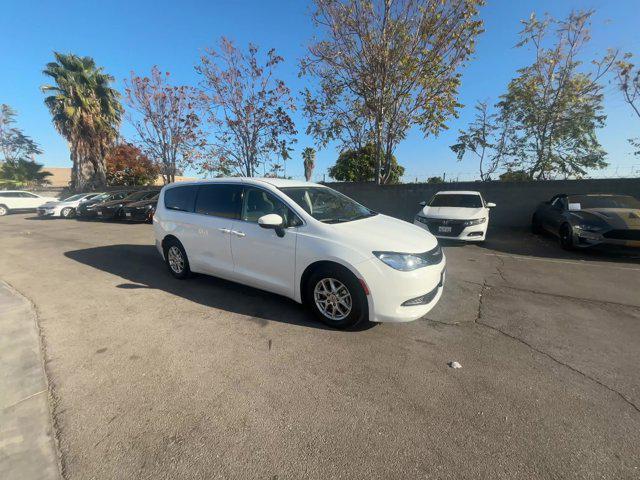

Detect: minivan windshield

[429,194,483,208]
[280,186,376,224]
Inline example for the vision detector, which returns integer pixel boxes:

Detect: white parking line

[483,252,640,272]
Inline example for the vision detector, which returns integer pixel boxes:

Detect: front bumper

[414,217,487,241]
[122,207,153,222]
[573,228,640,248]
[357,254,446,323]
[95,208,120,219]
[37,207,57,217]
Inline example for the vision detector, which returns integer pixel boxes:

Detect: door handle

[231,230,246,237]
[218,228,231,234]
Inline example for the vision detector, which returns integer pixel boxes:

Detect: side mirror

[258,214,285,237]
[486,202,496,208]
[419,201,427,207]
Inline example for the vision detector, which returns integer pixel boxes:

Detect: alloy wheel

[313,278,352,321]
[0,206,7,216]
[167,246,185,274]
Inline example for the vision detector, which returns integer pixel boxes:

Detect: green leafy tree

[302,147,316,181]
[497,11,616,179]
[0,159,51,188]
[42,53,123,190]
[329,144,404,183]
[614,53,640,156]
[105,143,159,186]
[499,170,529,182]
[302,0,485,184]
[426,176,444,184]
[0,104,42,164]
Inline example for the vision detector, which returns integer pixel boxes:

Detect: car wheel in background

[531,214,542,234]
[306,265,368,329]
[163,238,191,279]
[559,223,574,250]
[61,207,73,218]
[0,205,8,216]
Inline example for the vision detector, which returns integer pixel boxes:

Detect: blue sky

[1,0,639,181]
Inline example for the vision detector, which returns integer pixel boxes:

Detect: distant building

[43,167,198,188]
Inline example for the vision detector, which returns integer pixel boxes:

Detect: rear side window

[164,186,197,212]
[195,184,242,218]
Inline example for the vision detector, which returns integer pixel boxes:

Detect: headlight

[463,217,486,226]
[575,223,603,232]
[374,245,442,271]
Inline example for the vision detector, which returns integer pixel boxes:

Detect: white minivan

[154,178,446,329]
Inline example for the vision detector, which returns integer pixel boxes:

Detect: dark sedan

[76,190,136,219]
[94,189,159,220]
[121,194,159,223]
[532,193,640,249]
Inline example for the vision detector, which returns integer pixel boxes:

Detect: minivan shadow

[64,244,373,331]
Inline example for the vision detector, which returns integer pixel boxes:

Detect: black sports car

[76,190,136,219]
[94,189,159,220]
[121,194,159,223]
[532,193,640,249]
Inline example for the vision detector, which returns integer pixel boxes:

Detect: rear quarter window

[164,186,197,212]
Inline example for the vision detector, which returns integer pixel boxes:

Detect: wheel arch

[298,259,365,305]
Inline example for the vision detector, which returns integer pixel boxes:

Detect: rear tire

[531,214,542,234]
[163,238,191,279]
[305,265,368,329]
[559,223,574,250]
[0,205,8,216]
[61,207,73,218]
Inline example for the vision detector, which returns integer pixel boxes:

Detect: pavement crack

[472,282,640,415]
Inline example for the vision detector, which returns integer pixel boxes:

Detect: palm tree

[302,147,316,182]
[42,53,122,190]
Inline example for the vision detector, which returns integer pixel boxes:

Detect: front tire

[61,207,73,218]
[559,223,574,250]
[306,266,368,329]
[163,238,191,279]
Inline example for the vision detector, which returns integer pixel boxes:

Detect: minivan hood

[421,206,485,220]
[328,213,438,253]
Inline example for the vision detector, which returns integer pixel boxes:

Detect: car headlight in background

[574,223,603,232]
[374,245,442,271]
[463,217,486,226]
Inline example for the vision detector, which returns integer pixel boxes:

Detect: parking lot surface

[1,214,639,479]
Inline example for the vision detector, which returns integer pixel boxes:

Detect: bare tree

[450,101,512,181]
[196,38,297,177]
[301,0,485,184]
[125,67,205,184]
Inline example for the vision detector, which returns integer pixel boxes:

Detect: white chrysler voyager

[153,178,446,329]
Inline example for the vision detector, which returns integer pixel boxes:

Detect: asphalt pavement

[0,214,638,479]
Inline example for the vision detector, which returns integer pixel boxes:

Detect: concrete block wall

[328,178,640,227]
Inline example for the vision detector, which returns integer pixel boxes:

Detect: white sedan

[36,192,101,218]
[0,191,58,216]
[414,190,495,242]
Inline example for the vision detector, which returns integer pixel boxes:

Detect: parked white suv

[154,178,446,329]
[0,191,58,216]
[36,192,101,218]
[414,190,495,242]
